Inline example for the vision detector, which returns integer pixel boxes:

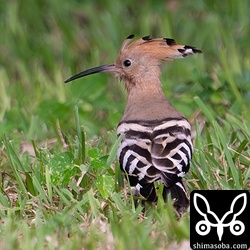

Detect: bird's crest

[120,34,202,61]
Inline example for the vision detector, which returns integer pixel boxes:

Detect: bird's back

[117,115,193,211]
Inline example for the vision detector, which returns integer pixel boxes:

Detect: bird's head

[65,35,202,90]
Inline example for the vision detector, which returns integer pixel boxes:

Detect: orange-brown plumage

[120,35,201,62]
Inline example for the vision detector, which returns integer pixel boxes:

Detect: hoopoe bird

[65,35,202,213]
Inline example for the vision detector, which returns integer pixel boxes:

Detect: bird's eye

[123,60,132,67]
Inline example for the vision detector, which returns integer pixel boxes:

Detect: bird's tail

[163,181,189,214]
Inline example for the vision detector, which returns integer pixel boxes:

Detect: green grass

[0,0,249,249]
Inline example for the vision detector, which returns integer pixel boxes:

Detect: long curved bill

[64,64,117,83]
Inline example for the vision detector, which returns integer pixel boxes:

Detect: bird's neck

[121,78,183,123]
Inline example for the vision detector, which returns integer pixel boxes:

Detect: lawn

[0,0,249,249]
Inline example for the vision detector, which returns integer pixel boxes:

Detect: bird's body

[65,35,202,213]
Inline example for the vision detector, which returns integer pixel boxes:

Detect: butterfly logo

[193,193,247,241]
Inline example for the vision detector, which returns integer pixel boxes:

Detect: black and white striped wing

[151,119,193,187]
[117,122,159,201]
[116,119,193,203]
